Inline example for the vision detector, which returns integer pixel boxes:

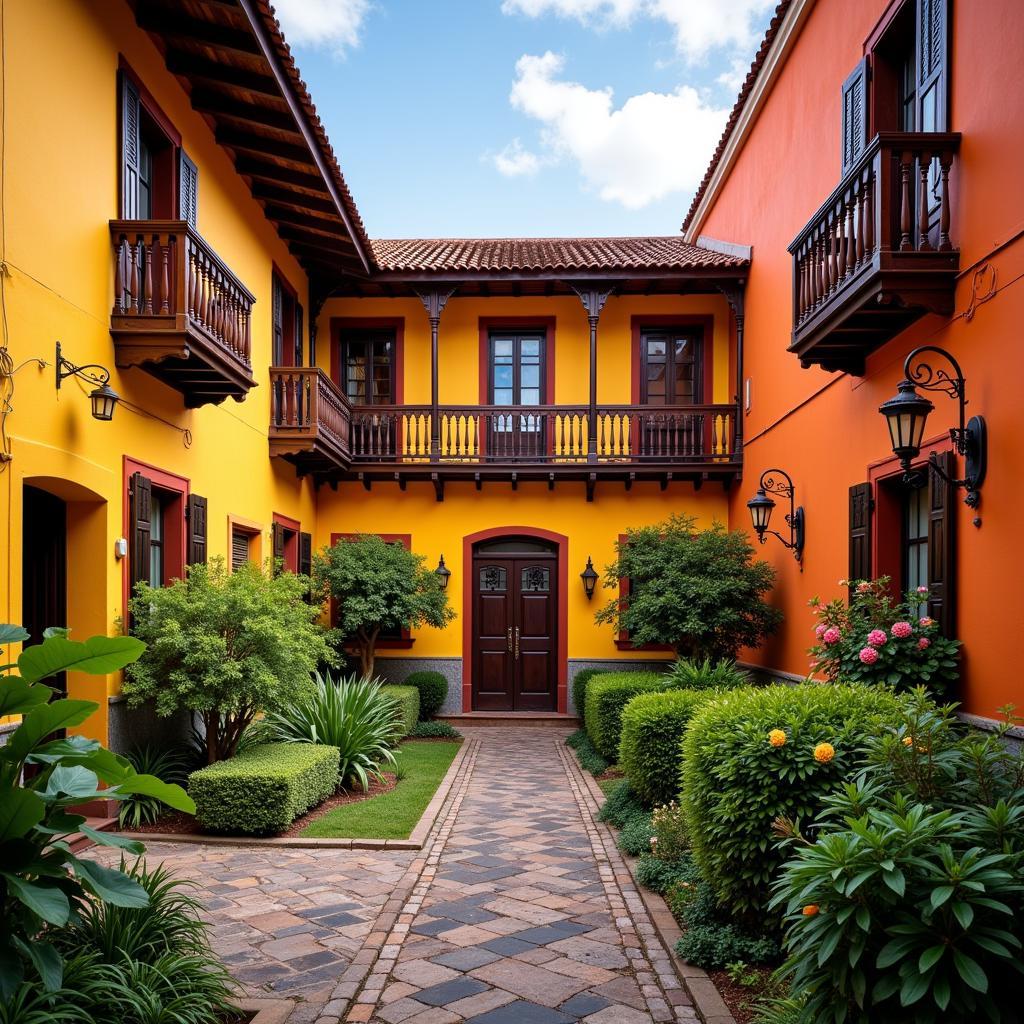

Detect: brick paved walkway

[94,729,700,1024]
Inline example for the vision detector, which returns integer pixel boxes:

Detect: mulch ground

[118,773,398,838]
[708,965,779,1023]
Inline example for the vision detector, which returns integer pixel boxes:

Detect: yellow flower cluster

[814,742,835,763]
[768,729,787,747]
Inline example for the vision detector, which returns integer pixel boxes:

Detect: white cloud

[493,139,545,177]
[502,0,774,61]
[716,56,751,94]
[272,0,371,56]
[503,51,728,208]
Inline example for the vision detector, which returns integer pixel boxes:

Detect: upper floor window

[272,273,304,366]
[342,330,395,405]
[639,327,702,405]
[488,333,545,408]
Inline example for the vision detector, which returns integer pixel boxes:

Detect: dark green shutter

[186,493,207,566]
[927,452,956,636]
[129,472,152,591]
[179,150,199,228]
[231,530,250,571]
[848,482,873,593]
[916,0,949,132]
[272,521,285,574]
[120,73,141,218]
[841,59,870,175]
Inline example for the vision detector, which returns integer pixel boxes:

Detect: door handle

[507,626,513,653]
[514,626,520,660]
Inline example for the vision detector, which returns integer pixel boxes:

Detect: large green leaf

[12,936,62,992]
[58,745,135,783]
[25,734,101,765]
[43,765,102,800]
[1,873,71,925]
[0,624,29,645]
[2,700,98,764]
[78,825,144,854]
[72,858,149,908]
[0,678,54,718]
[112,773,196,815]
[0,789,45,841]
[17,635,145,684]
[0,944,26,1002]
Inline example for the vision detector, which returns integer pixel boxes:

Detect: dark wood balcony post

[569,283,614,462]
[717,281,745,460]
[415,286,457,461]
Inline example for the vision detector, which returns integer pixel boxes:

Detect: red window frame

[273,512,301,574]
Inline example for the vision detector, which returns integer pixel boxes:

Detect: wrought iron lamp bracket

[55,341,111,391]
[758,468,805,566]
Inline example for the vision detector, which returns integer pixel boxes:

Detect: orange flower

[902,736,914,747]
[813,742,835,764]
[768,729,787,748]
[802,904,820,917]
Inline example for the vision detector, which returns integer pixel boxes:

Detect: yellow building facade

[0,0,747,740]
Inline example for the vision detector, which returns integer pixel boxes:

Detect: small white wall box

[114,537,128,560]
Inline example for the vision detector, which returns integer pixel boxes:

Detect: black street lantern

[746,468,805,567]
[878,345,987,511]
[55,341,118,422]
[580,556,599,600]
[435,554,451,590]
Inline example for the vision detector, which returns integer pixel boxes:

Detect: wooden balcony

[788,132,960,374]
[269,367,352,475]
[109,220,257,406]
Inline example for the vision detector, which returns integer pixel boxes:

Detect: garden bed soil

[708,967,778,1024]
[119,773,397,839]
[595,766,624,782]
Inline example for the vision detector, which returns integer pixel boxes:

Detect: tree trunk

[204,710,219,765]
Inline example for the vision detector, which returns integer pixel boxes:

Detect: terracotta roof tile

[369,236,748,274]
[681,0,793,233]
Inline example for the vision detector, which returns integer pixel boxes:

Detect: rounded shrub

[681,683,902,919]
[618,689,714,808]
[570,667,606,718]
[403,670,449,719]
[583,671,669,759]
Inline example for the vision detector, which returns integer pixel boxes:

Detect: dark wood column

[569,284,614,462]
[717,281,745,460]
[414,286,457,460]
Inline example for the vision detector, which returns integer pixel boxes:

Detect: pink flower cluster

[891,621,913,639]
[867,629,888,647]
[918,637,930,650]
[822,627,842,646]
[815,624,827,640]
[859,646,879,665]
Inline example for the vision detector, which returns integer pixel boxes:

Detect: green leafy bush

[403,670,449,718]
[594,514,782,659]
[597,779,647,828]
[565,729,609,775]
[770,692,1024,1023]
[584,671,669,759]
[635,852,699,895]
[117,745,191,829]
[809,577,960,694]
[619,689,713,807]
[189,742,340,835]
[666,656,750,690]
[387,685,420,737]
[125,559,331,763]
[617,812,655,856]
[681,683,902,919]
[570,668,606,718]
[409,720,462,739]
[264,673,400,789]
[650,800,689,862]
[0,624,193,1000]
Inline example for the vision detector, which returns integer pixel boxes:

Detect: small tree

[595,514,782,660]
[314,535,455,677]
[124,558,330,764]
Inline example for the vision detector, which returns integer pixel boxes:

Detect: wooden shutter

[272,276,283,365]
[916,0,949,133]
[299,531,312,576]
[179,150,198,228]
[272,521,285,574]
[186,493,207,566]
[295,304,304,367]
[231,530,250,571]
[129,471,152,590]
[927,452,956,636]
[841,59,870,175]
[848,482,874,595]
[120,73,142,219]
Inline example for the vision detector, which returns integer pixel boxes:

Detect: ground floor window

[902,481,929,610]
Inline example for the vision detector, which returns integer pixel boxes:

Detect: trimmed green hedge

[189,742,340,835]
[570,668,606,719]
[619,688,713,808]
[681,683,902,918]
[584,672,668,760]
[384,685,420,737]
[403,671,448,719]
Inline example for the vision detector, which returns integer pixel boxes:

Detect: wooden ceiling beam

[164,51,280,96]
[234,156,327,190]
[250,182,338,215]
[262,205,348,235]
[189,89,297,133]
[215,126,315,165]
[136,9,263,57]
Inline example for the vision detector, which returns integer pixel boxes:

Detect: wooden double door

[472,539,557,711]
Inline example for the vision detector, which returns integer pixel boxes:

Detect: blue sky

[274,0,775,239]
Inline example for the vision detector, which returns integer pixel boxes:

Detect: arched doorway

[466,531,565,712]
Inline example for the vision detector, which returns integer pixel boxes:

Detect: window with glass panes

[341,331,395,405]
[640,329,702,404]
[903,482,929,614]
[148,492,164,586]
[489,333,545,450]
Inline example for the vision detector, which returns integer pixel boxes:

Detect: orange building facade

[686,0,1024,724]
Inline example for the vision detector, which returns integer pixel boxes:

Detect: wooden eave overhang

[127,0,373,288]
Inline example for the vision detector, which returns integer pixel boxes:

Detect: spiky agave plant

[117,746,192,829]
[263,672,401,791]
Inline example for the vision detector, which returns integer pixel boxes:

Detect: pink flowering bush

[809,577,959,694]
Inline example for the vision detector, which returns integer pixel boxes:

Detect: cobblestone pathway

[96,729,701,1024]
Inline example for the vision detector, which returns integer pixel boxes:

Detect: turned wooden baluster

[128,237,141,314]
[855,177,866,266]
[938,150,953,251]
[899,151,913,251]
[113,235,126,315]
[845,191,856,272]
[837,199,848,280]
[918,151,933,251]
[864,169,875,256]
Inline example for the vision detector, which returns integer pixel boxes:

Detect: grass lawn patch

[299,739,461,839]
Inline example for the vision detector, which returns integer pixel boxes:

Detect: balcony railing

[788,132,960,373]
[109,220,256,406]
[269,367,351,472]
[349,404,738,465]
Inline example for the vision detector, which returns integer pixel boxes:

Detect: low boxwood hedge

[681,683,902,918]
[584,671,669,760]
[618,688,715,808]
[384,684,420,737]
[189,742,340,835]
[570,667,606,719]
[403,671,448,719]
